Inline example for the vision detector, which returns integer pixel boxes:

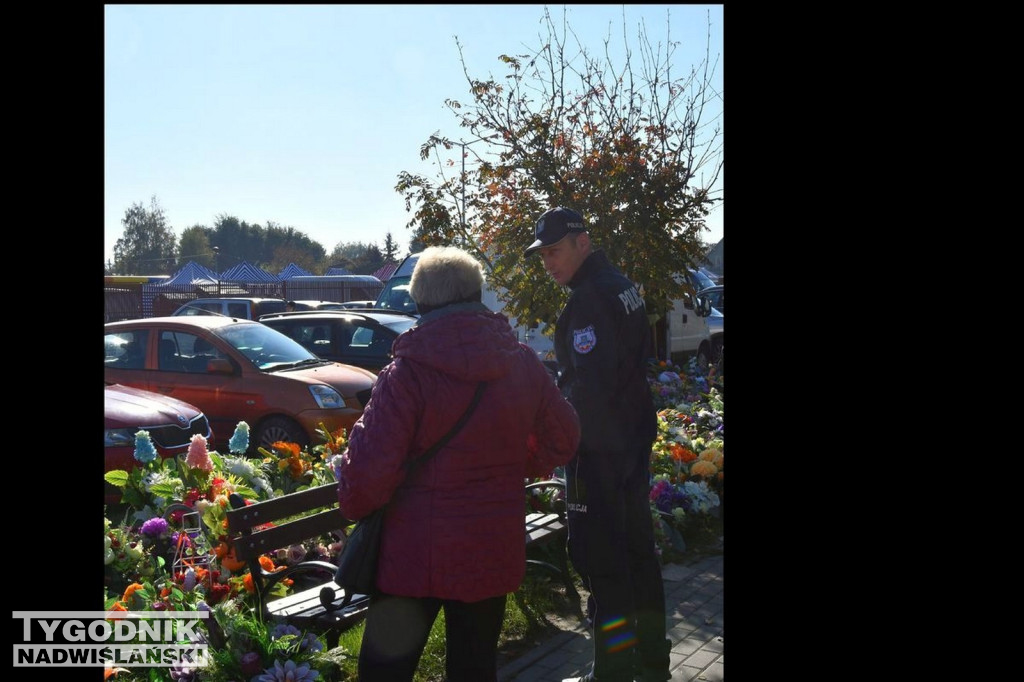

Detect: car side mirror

[206,358,235,375]
[696,295,711,317]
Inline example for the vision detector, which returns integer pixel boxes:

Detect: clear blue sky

[105,4,723,268]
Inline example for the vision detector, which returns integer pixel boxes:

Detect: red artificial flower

[205,582,231,606]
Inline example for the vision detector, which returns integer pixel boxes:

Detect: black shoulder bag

[332,380,487,606]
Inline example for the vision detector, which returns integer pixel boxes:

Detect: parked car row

[104,284,722,504]
[171,297,360,319]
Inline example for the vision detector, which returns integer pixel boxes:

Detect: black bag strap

[408,380,487,473]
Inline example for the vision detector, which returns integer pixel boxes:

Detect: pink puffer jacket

[337,303,580,602]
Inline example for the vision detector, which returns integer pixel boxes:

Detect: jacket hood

[391,302,522,382]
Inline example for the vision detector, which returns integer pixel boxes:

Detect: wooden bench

[225,483,369,648]
[224,477,581,646]
[524,478,583,618]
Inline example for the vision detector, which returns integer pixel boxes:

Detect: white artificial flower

[671,428,690,446]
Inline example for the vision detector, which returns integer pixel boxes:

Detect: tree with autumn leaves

[395,6,723,345]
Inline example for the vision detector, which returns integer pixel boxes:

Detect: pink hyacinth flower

[185,434,214,471]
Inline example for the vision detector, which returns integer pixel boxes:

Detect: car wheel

[255,416,310,450]
[712,337,724,365]
[695,344,713,373]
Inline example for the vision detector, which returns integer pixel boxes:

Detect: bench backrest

[225,483,350,562]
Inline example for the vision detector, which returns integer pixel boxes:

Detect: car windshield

[690,269,716,291]
[374,279,418,314]
[214,323,325,371]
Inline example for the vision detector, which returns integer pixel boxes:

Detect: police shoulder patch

[572,325,596,354]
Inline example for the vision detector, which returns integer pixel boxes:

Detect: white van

[664,269,722,368]
[374,254,555,361]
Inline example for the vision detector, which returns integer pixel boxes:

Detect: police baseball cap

[523,207,587,256]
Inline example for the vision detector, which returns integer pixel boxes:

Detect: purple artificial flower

[270,624,303,640]
[140,517,170,538]
[240,651,264,676]
[171,531,193,550]
[257,660,319,682]
[287,544,307,564]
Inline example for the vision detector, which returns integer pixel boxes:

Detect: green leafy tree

[178,225,216,269]
[326,241,385,275]
[407,234,427,256]
[211,215,266,270]
[112,196,178,275]
[267,243,322,275]
[264,221,327,271]
[395,6,722,332]
[264,221,327,274]
[350,243,382,275]
[326,241,363,273]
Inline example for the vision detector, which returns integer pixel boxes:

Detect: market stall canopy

[278,263,313,279]
[161,261,220,286]
[372,262,400,282]
[219,261,279,283]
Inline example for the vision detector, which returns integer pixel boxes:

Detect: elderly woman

[336,245,580,682]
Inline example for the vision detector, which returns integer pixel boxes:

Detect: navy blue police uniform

[554,248,672,682]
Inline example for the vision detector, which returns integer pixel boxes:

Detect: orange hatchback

[104,316,377,453]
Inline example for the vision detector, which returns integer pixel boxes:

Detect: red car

[104,382,213,503]
[103,315,377,453]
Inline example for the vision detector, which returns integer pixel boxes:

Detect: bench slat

[268,582,369,619]
[231,509,348,561]
[225,483,342,533]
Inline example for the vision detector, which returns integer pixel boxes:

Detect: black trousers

[566,444,671,681]
[357,591,507,682]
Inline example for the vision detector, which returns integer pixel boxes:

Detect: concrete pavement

[497,552,724,682]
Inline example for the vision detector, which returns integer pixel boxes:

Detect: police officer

[524,207,672,682]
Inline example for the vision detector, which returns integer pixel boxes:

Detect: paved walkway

[497,552,724,682]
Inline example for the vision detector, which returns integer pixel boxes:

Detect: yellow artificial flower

[699,448,724,469]
[690,460,718,477]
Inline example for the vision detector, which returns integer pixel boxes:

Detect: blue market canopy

[161,261,220,286]
[278,263,313,279]
[219,261,280,283]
